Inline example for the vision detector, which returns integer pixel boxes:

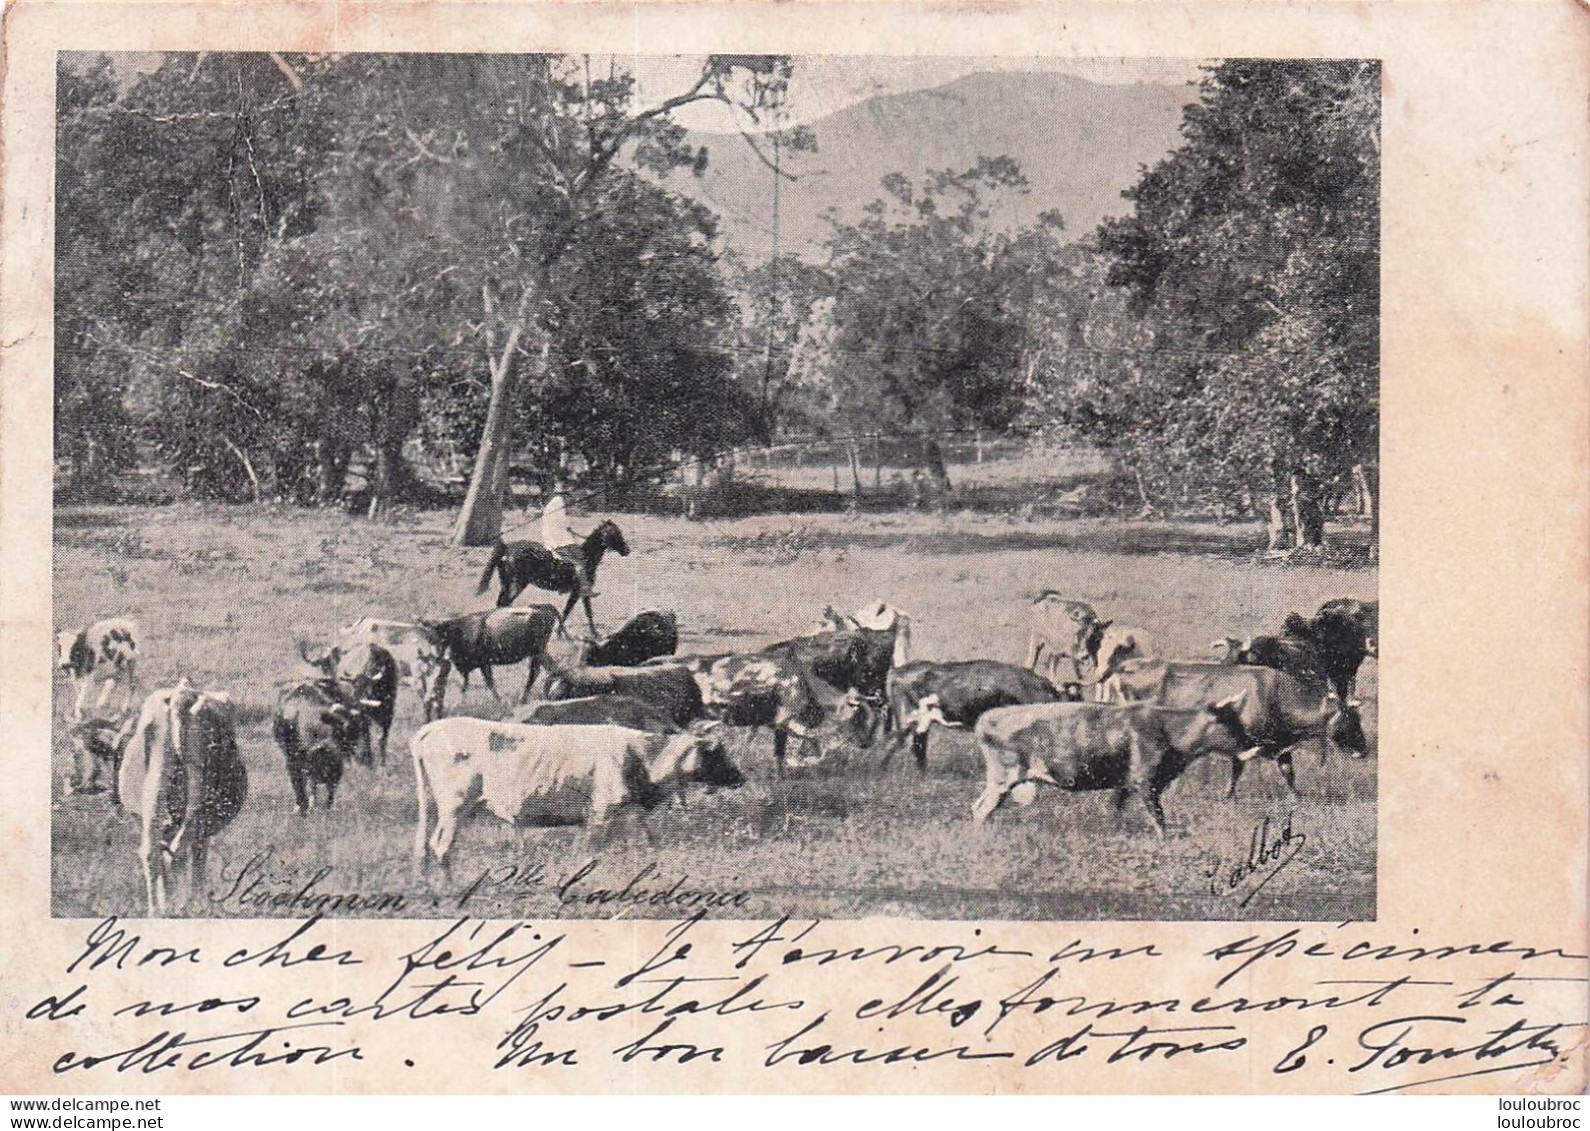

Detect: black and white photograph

[51,51,1380,922]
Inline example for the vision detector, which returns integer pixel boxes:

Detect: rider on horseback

[542,482,597,600]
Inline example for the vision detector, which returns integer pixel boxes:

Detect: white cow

[56,617,141,721]
[117,682,248,915]
[410,718,743,878]
[1091,623,1158,699]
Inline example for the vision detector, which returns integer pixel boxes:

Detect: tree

[441,54,804,544]
[818,158,1059,492]
[728,252,833,439]
[55,52,336,501]
[1080,59,1380,550]
[532,171,755,490]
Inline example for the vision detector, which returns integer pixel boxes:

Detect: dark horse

[475,520,631,637]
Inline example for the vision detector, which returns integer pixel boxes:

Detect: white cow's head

[56,630,80,670]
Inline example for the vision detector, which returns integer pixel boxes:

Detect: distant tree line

[56,55,1377,554]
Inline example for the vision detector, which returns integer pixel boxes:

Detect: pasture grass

[51,503,1376,921]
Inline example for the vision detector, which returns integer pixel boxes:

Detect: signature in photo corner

[1204,812,1308,909]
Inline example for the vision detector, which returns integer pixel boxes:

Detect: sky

[629,55,1209,133]
[84,52,1208,133]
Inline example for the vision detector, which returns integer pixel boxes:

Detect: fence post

[873,433,882,491]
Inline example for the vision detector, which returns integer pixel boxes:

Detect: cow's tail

[475,539,507,596]
[411,730,434,880]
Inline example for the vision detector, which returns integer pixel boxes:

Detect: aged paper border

[2,0,1586,1095]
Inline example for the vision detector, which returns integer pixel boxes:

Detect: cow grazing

[510,694,682,734]
[539,658,705,729]
[971,698,1252,834]
[582,610,679,667]
[701,653,877,775]
[884,660,1065,771]
[1102,660,1367,795]
[421,606,560,708]
[335,618,449,721]
[117,683,248,915]
[300,641,399,764]
[1092,623,1157,694]
[1024,594,1099,684]
[57,618,141,721]
[63,711,139,801]
[410,718,744,877]
[274,679,372,814]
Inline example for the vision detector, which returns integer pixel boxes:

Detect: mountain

[658,70,1199,262]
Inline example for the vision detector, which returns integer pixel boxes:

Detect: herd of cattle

[55,560,1378,916]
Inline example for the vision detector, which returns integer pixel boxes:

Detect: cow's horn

[1236,746,1265,763]
[1346,698,1363,709]
[359,698,382,708]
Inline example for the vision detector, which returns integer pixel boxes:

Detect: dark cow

[300,641,399,764]
[762,625,902,704]
[510,694,683,734]
[701,652,877,776]
[539,658,705,729]
[972,698,1253,834]
[421,606,560,708]
[334,618,449,722]
[117,683,248,915]
[1215,604,1375,706]
[1311,598,1379,700]
[1103,660,1367,795]
[884,660,1067,771]
[583,610,679,667]
[273,679,371,814]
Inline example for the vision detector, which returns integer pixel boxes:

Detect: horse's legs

[582,596,598,638]
[480,665,501,702]
[519,657,541,705]
[557,593,580,638]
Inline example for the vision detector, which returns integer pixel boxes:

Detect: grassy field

[51,503,1377,921]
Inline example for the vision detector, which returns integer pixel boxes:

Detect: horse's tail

[476,538,507,596]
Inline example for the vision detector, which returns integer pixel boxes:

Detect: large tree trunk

[1355,462,1379,561]
[1290,470,1326,549]
[918,432,952,497]
[368,379,421,518]
[453,371,516,544]
[453,284,538,546]
[1266,468,1293,553]
[315,437,350,504]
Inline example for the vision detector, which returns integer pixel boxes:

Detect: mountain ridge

[657,69,1200,262]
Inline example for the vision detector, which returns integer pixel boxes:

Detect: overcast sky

[87,52,1208,132]
[631,55,1209,132]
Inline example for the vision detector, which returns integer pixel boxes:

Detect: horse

[476,519,631,637]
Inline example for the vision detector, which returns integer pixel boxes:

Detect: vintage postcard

[1,0,1585,1097]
